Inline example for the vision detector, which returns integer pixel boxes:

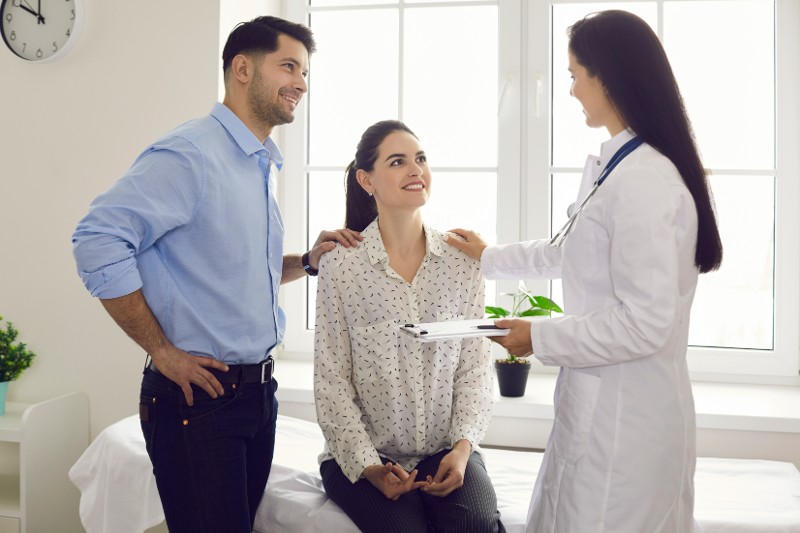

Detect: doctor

[446,10,722,532]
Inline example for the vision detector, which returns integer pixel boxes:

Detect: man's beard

[249,68,295,127]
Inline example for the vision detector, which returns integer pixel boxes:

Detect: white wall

[0,0,279,439]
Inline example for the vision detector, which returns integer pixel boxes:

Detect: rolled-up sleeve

[72,140,204,299]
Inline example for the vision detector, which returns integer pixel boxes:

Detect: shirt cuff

[531,319,554,365]
[340,445,383,484]
[81,258,143,299]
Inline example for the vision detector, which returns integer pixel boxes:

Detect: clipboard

[398,319,510,342]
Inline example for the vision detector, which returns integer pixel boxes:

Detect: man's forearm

[100,289,173,358]
[281,253,306,284]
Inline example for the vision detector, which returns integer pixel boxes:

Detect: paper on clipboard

[398,319,510,342]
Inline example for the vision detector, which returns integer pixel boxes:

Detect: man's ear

[230,54,252,84]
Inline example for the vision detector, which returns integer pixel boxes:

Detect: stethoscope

[548,137,644,248]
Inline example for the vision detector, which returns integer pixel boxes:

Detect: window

[279,0,800,382]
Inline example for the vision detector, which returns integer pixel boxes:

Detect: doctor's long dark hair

[569,10,723,273]
[344,120,418,232]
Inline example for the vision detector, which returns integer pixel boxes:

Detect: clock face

[1,0,81,62]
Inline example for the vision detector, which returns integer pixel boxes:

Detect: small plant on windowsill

[486,282,562,397]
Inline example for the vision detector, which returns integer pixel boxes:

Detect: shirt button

[596,160,601,166]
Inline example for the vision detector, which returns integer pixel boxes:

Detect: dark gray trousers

[321,449,506,533]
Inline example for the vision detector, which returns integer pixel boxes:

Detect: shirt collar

[598,127,636,169]
[361,219,443,267]
[210,103,284,170]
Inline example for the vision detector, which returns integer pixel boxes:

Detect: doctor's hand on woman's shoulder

[443,228,488,261]
[492,318,534,358]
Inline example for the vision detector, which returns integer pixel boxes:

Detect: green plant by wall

[0,316,36,382]
[486,282,562,363]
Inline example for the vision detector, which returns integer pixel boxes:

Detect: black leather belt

[149,356,274,384]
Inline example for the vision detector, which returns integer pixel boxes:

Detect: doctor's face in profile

[568,52,618,133]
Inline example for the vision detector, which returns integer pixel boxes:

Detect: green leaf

[519,308,552,317]
[530,296,563,313]
[484,306,509,317]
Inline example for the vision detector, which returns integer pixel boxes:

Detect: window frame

[278,0,800,385]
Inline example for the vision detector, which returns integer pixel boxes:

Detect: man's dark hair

[222,16,316,75]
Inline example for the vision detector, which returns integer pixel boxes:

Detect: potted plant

[0,315,36,414]
[487,282,562,397]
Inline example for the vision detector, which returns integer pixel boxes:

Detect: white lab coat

[482,129,700,532]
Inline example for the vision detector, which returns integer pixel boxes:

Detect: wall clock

[1,0,84,62]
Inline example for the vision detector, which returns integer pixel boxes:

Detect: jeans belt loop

[262,356,274,384]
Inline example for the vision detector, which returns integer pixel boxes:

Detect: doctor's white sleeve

[481,239,563,280]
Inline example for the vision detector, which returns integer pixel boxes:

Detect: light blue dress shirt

[72,103,285,364]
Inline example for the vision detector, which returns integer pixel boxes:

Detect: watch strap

[302,252,319,276]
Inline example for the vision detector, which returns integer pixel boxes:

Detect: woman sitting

[313,120,505,533]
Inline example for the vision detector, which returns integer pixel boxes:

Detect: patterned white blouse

[314,219,494,483]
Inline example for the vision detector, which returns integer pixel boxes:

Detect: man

[72,16,360,533]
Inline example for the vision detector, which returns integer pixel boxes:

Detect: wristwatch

[301,252,318,276]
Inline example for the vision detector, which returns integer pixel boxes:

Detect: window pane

[403,6,497,166]
[307,171,347,329]
[421,171,497,243]
[689,175,775,349]
[308,10,399,166]
[552,3,657,168]
[664,1,774,170]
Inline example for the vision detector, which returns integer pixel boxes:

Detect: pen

[475,324,501,330]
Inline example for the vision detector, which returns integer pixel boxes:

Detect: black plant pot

[494,360,531,397]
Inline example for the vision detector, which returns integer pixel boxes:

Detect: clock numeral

[51,41,58,52]
[21,42,26,52]
[66,28,70,37]
[5,13,12,23]
[9,30,15,41]
[70,9,75,20]
[35,47,42,59]
[11,0,20,7]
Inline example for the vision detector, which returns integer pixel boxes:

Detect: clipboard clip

[401,323,428,336]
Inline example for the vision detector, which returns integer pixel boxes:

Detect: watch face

[1,0,81,62]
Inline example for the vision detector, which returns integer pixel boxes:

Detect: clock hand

[18,3,39,18]
[36,0,43,24]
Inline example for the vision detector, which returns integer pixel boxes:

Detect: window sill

[274,358,800,464]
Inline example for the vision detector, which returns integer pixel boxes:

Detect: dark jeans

[321,449,506,533]
[139,367,278,533]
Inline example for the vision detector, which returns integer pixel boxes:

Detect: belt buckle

[261,357,274,384]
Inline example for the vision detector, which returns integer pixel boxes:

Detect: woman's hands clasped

[363,462,427,501]
[421,439,471,497]
[363,439,472,500]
